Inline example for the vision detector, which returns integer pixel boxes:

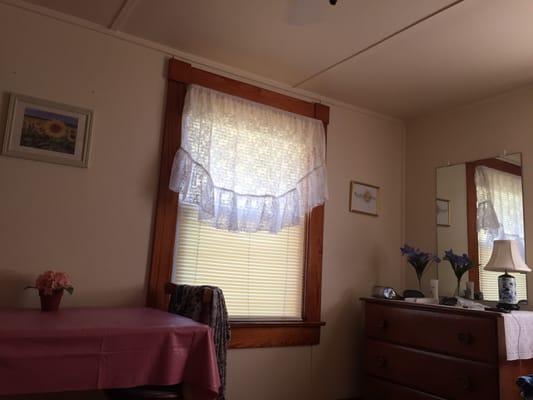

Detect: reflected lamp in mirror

[484,240,531,310]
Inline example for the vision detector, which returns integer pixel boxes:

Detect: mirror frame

[435,153,527,296]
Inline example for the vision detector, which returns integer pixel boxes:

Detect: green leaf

[65,287,74,295]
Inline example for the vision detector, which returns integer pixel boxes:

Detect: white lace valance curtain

[475,166,525,251]
[169,84,327,233]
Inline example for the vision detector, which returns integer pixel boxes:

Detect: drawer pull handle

[377,320,388,330]
[457,332,473,345]
[460,376,472,391]
[376,356,387,369]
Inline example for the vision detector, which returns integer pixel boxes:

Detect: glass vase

[454,278,462,298]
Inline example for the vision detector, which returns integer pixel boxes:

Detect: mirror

[435,153,527,299]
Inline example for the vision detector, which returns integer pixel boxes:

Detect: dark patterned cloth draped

[517,375,533,398]
[169,285,230,400]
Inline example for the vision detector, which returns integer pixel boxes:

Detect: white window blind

[476,166,527,301]
[173,203,306,320]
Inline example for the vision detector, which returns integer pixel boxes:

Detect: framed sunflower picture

[349,180,379,216]
[2,94,93,167]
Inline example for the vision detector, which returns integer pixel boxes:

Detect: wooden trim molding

[304,204,324,322]
[147,58,329,348]
[147,80,186,310]
[167,59,329,123]
[466,158,522,289]
[465,162,479,290]
[230,323,324,349]
[467,158,521,177]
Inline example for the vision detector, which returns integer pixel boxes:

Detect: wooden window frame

[466,158,522,291]
[147,59,328,348]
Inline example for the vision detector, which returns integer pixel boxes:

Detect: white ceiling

[20,0,533,118]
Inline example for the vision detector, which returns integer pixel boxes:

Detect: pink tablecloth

[0,307,220,399]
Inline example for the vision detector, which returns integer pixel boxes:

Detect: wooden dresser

[362,298,533,400]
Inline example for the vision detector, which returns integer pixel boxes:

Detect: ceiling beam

[292,0,465,88]
[109,0,138,31]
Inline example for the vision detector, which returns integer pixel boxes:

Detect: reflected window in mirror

[467,155,526,301]
[436,153,527,301]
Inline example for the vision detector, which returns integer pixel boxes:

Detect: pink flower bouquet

[27,270,74,295]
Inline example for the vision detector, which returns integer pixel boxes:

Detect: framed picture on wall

[2,93,93,167]
[349,181,379,216]
[436,198,451,227]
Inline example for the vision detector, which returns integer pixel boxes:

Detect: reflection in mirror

[436,153,527,300]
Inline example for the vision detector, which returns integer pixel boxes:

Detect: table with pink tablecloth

[0,307,220,399]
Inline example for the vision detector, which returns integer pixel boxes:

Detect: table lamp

[484,240,530,310]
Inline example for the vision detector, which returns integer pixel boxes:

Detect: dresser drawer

[365,302,498,363]
[365,339,499,400]
[364,376,446,400]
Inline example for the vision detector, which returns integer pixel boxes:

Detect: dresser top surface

[361,297,505,320]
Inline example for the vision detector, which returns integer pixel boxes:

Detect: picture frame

[349,180,379,216]
[2,93,93,167]
[436,198,451,227]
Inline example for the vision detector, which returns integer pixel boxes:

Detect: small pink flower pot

[39,289,64,311]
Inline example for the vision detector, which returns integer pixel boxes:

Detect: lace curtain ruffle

[475,165,525,252]
[169,84,327,233]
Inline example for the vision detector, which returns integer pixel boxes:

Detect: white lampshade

[484,240,531,273]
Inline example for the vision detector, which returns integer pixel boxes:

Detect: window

[476,166,527,301]
[173,204,306,320]
[169,84,327,233]
[148,59,328,348]
[466,158,527,299]
[478,231,527,300]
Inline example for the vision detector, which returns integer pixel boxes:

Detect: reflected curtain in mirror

[436,154,527,300]
[475,165,526,301]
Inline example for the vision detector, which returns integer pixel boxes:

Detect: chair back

[165,282,229,400]
[165,282,213,325]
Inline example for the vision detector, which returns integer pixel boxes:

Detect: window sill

[229,320,326,348]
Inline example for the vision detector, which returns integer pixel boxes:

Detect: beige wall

[405,85,533,296]
[0,4,165,309]
[0,3,405,400]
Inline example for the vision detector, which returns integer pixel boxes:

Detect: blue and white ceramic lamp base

[498,272,517,306]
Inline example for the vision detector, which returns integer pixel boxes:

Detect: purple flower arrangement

[400,245,441,290]
[401,245,478,295]
[443,249,477,296]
